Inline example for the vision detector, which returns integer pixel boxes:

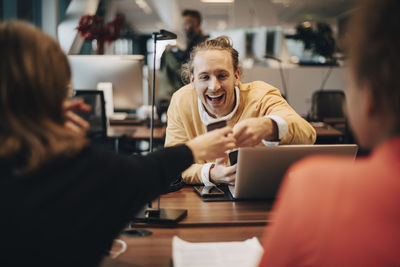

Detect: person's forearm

[281,118,317,144]
[181,163,204,184]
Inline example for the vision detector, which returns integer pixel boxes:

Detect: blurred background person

[159,9,207,97]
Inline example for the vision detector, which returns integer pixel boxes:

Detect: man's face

[190,50,240,118]
[183,15,198,37]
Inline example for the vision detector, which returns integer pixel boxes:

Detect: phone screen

[194,186,225,197]
[229,150,238,165]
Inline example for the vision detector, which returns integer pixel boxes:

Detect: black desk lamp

[132,30,187,224]
[264,54,288,101]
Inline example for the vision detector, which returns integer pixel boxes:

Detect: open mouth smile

[206,93,225,104]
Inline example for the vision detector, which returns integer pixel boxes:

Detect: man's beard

[186,28,195,40]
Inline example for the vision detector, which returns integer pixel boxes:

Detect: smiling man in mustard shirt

[165,36,316,185]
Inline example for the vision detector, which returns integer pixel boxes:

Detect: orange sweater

[259,138,400,266]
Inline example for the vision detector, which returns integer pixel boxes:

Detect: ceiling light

[271,0,292,6]
[135,0,152,14]
[201,0,234,3]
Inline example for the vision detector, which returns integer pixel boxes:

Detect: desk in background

[109,125,166,140]
[107,120,167,153]
[109,117,345,143]
[109,120,343,144]
[108,120,346,154]
[100,186,273,267]
[311,121,345,144]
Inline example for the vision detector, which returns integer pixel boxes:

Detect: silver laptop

[229,144,358,199]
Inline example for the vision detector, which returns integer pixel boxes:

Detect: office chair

[309,90,357,144]
[309,90,345,122]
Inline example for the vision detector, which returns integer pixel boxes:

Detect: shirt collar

[198,86,240,126]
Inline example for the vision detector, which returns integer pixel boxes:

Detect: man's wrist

[201,163,216,186]
[209,163,216,184]
[266,115,288,140]
[263,117,279,141]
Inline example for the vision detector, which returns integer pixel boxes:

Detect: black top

[175,32,207,63]
[0,144,193,266]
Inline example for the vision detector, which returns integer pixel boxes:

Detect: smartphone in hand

[206,120,227,132]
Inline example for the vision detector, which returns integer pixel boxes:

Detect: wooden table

[100,187,273,267]
[311,122,343,137]
[110,120,344,141]
[110,122,342,143]
[148,187,273,226]
[323,117,346,125]
[311,122,345,144]
[109,125,166,140]
[107,125,166,153]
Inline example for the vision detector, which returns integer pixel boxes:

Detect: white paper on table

[172,236,264,267]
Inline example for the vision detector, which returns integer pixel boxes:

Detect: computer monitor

[68,55,145,112]
[209,29,247,62]
[251,27,267,60]
[251,27,282,61]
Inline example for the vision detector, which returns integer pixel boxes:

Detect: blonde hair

[181,36,239,84]
[0,21,87,174]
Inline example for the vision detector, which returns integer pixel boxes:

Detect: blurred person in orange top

[259,0,400,266]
